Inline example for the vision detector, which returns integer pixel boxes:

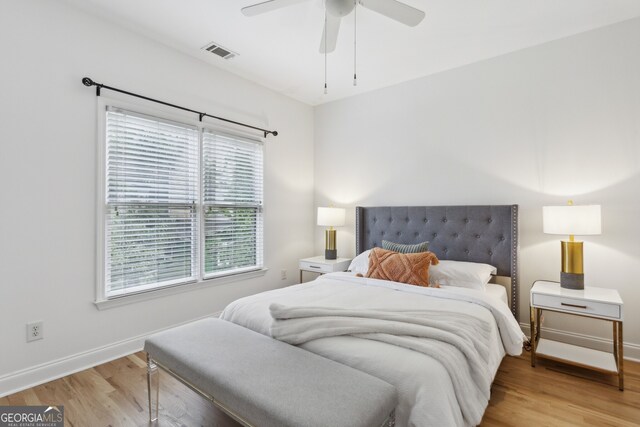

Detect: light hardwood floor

[1,352,639,426]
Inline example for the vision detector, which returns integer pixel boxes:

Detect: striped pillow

[382,240,429,254]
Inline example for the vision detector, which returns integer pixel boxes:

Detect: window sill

[94,268,268,311]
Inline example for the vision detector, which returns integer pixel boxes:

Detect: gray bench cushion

[144,318,397,427]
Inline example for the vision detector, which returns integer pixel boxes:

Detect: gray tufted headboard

[355,205,519,318]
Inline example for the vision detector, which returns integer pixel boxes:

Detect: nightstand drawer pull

[309,265,321,269]
[561,302,587,309]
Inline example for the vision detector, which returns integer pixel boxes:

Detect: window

[202,130,263,277]
[100,105,263,300]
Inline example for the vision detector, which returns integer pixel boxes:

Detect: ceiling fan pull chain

[353,0,357,86]
[324,10,328,95]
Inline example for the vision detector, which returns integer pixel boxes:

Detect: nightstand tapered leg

[613,321,618,365]
[617,321,624,391]
[530,306,536,367]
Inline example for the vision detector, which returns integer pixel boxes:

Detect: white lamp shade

[543,205,601,235]
[317,207,345,227]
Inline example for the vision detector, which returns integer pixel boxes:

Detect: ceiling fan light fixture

[326,0,356,17]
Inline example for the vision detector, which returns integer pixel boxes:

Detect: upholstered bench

[143,318,397,427]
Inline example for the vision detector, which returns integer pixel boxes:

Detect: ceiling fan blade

[319,15,341,53]
[359,0,425,26]
[242,0,309,17]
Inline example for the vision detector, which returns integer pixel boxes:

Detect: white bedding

[483,283,508,305]
[221,272,525,427]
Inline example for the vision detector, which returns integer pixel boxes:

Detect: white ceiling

[64,0,640,105]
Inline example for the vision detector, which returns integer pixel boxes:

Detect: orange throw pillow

[365,247,439,287]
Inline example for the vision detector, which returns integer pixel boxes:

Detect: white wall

[0,0,314,395]
[314,18,640,357]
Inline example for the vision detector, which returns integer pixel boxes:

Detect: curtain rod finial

[82,77,94,86]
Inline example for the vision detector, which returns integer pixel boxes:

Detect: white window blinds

[101,106,264,299]
[202,130,263,276]
[105,108,199,296]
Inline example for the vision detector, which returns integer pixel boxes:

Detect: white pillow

[429,260,497,290]
[348,249,371,275]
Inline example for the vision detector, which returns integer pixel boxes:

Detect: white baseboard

[520,322,640,362]
[0,312,221,398]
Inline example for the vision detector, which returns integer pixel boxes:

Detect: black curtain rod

[81,77,278,138]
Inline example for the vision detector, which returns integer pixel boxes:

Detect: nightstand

[530,280,624,390]
[299,256,351,283]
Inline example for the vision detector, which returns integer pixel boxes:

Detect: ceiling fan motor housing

[326,0,356,17]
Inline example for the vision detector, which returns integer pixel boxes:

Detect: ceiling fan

[242,0,426,53]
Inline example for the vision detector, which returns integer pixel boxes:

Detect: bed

[221,205,524,427]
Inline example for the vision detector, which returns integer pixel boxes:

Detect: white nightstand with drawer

[530,280,624,390]
[299,256,351,283]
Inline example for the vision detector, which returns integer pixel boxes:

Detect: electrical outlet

[26,321,43,342]
[281,269,287,280]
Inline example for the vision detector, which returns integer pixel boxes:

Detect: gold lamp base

[325,229,337,260]
[561,240,584,289]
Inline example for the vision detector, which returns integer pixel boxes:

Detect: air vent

[201,42,238,60]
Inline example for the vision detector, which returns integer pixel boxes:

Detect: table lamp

[317,207,345,260]
[543,201,601,289]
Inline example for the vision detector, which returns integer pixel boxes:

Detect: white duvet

[221,272,525,427]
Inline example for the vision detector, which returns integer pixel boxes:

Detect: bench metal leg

[381,409,395,427]
[147,354,160,423]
